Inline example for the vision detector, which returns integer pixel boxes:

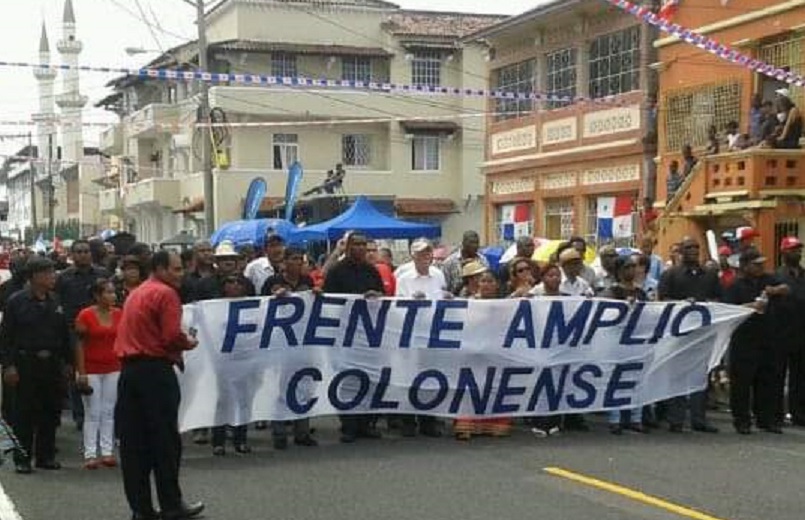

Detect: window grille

[342,134,372,167]
[342,56,372,83]
[663,82,741,152]
[411,51,442,88]
[588,26,641,99]
[493,59,535,120]
[546,48,577,109]
[544,198,574,240]
[271,53,297,78]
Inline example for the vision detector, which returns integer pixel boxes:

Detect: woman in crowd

[455,271,512,441]
[459,261,487,298]
[74,278,122,469]
[528,263,566,437]
[508,257,536,297]
[114,256,142,306]
[601,256,648,435]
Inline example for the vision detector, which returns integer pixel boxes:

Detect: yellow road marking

[544,467,729,520]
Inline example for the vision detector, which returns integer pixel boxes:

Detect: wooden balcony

[703,149,805,201]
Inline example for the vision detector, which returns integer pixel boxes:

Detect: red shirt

[720,268,737,289]
[374,263,396,296]
[76,307,122,374]
[114,277,191,363]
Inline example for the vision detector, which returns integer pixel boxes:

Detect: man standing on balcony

[682,145,698,177]
[658,237,721,434]
[666,160,683,202]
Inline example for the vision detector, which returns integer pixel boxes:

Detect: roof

[395,198,456,215]
[63,0,76,24]
[39,23,49,53]
[385,9,507,38]
[463,0,579,41]
[213,40,393,57]
[206,0,400,19]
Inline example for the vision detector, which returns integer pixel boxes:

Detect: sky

[0,0,544,159]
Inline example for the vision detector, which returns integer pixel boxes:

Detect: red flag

[658,0,680,21]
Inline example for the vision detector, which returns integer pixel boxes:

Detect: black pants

[116,358,183,515]
[787,347,805,424]
[729,342,785,428]
[271,419,311,441]
[666,391,708,428]
[400,415,439,432]
[12,356,61,464]
[211,424,247,447]
[339,415,375,436]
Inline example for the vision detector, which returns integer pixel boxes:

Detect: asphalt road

[2,411,804,520]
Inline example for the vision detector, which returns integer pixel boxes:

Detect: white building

[96,0,506,246]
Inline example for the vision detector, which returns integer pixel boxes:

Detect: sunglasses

[516,267,531,274]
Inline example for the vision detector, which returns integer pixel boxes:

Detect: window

[546,48,577,108]
[272,134,299,170]
[588,26,641,99]
[493,59,535,121]
[544,199,574,240]
[664,82,741,152]
[758,34,805,108]
[342,56,372,83]
[411,135,440,171]
[271,53,297,78]
[411,51,442,88]
[342,134,372,167]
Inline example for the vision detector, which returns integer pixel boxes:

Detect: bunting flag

[658,0,680,21]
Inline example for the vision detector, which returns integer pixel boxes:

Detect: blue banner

[243,178,267,221]
[284,161,304,222]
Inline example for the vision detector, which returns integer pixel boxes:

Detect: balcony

[99,188,122,214]
[123,178,181,209]
[99,125,123,154]
[704,149,805,200]
[209,85,464,119]
[125,103,180,138]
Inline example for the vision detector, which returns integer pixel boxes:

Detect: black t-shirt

[323,260,383,295]
[658,264,722,301]
[724,273,780,346]
[261,274,315,295]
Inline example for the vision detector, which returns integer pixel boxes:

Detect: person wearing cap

[442,231,490,296]
[0,256,70,474]
[658,237,722,433]
[543,246,593,297]
[774,89,802,150]
[0,255,29,424]
[196,241,256,301]
[261,247,319,450]
[244,233,285,295]
[717,245,737,290]
[322,232,385,443]
[775,237,805,427]
[395,238,448,438]
[594,245,619,294]
[724,247,789,434]
[601,255,649,435]
[459,260,488,297]
[567,237,597,285]
[735,227,759,252]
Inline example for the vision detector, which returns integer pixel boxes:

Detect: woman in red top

[74,278,122,469]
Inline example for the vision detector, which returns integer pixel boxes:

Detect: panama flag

[658,0,680,21]
[597,196,633,240]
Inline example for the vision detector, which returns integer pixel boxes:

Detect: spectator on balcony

[749,94,764,143]
[756,101,780,147]
[682,144,697,176]
[666,160,683,202]
[775,89,802,150]
[705,126,720,155]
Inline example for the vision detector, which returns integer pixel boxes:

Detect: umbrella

[532,240,596,264]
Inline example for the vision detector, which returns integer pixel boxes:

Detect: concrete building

[468,0,659,246]
[653,0,805,264]
[96,0,506,246]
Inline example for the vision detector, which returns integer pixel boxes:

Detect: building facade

[96,0,506,246]
[654,0,805,263]
[471,0,658,246]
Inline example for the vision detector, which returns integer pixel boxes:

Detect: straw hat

[461,260,488,278]
[214,241,240,258]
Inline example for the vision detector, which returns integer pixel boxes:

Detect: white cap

[776,88,791,98]
[411,238,433,254]
[214,240,240,257]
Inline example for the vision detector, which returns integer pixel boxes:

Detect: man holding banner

[658,237,721,434]
[322,232,385,443]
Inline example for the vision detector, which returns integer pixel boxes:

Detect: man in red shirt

[114,251,203,520]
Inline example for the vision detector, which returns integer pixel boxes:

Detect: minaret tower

[55,0,88,164]
[33,22,57,169]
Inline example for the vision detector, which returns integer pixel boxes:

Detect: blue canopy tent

[211,218,321,248]
[293,196,440,242]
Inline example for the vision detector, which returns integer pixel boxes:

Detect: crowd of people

[0,225,804,518]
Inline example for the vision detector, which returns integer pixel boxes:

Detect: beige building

[96,0,505,246]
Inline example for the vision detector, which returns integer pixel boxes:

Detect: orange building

[654,0,805,263]
[468,0,659,246]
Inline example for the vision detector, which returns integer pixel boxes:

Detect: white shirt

[395,266,447,300]
[243,257,276,294]
[559,275,594,297]
[394,261,415,280]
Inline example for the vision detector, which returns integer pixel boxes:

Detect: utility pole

[197,0,214,235]
[47,133,55,240]
[28,132,37,239]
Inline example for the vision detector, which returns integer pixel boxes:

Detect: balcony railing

[125,103,180,137]
[704,149,805,199]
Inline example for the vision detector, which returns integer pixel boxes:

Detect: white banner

[178,295,752,432]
